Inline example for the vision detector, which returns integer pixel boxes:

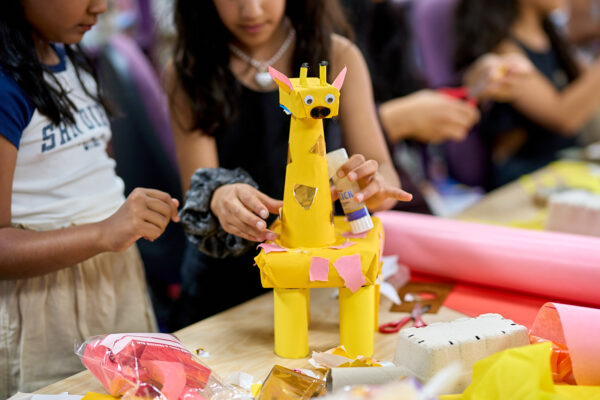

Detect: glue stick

[326,148,374,233]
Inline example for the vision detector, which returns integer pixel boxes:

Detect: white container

[326,148,374,233]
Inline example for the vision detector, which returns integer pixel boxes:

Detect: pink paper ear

[269,66,293,93]
[332,66,347,90]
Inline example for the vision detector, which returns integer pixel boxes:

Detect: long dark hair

[454,0,579,81]
[172,0,353,135]
[0,1,108,127]
[348,0,423,101]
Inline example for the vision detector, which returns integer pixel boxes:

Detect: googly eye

[325,94,335,104]
[304,95,314,105]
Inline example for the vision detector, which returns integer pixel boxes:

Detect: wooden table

[35,289,466,395]
[39,162,580,395]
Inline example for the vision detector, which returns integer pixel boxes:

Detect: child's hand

[381,89,480,143]
[465,53,533,101]
[335,154,412,211]
[210,183,283,242]
[99,188,180,252]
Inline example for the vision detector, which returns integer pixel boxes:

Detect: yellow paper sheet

[81,393,119,400]
[440,343,600,400]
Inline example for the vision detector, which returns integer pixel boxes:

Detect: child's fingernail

[266,232,276,241]
[348,172,357,181]
[337,170,345,178]
[256,220,266,229]
[260,209,268,218]
[355,193,364,202]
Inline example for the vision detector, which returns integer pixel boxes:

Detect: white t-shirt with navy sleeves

[0,46,125,229]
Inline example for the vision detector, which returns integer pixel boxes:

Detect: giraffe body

[255,64,382,359]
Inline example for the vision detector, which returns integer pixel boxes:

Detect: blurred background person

[455,0,600,189]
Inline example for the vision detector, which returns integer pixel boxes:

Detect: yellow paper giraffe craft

[254,62,385,359]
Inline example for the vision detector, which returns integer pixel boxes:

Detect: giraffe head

[269,62,347,120]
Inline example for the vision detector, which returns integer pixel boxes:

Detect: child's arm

[471,41,600,134]
[331,35,412,212]
[378,89,479,143]
[164,61,281,243]
[0,136,179,280]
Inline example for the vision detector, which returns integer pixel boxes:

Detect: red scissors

[437,86,478,107]
[378,304,430,334]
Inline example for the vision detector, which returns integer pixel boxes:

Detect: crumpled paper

[308,346,381,372]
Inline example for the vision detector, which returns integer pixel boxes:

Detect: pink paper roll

[377,211,600,306]
[531,303,600,385]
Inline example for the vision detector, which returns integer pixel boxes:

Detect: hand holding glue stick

[327,148,374,233]
[327,148,413,228]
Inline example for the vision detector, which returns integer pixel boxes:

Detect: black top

[481,40,577,188]
[171,84,342,330]
[216,85,342,199]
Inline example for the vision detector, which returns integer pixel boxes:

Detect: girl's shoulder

[0,69,35,148]
[331,33,358,59]
[494,39,528,56]
[330,34,365,74]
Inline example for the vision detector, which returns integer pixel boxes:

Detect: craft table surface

[456,171,539,223]
[34,289,466,395]
[35,166,555,395]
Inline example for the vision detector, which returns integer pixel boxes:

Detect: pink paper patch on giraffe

[334,254,366,292]
[341,231,368,239]
[257,243,287,254]
[309,257,330,282]
[329,241,356,250]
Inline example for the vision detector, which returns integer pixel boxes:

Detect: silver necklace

[229,28,296,88]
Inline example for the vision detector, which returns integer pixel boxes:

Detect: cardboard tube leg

[307,289,311,325]
[339,285,375,358]
[374,284,381,331]
[326,367,407,393]
[274,288,309,358]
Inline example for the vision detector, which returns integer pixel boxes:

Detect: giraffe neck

[279,117,336,248]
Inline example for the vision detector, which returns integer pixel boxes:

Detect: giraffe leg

[307,289,311,325]
[374,284,381,331]
[274,288,309,358]
[339,285,375,358]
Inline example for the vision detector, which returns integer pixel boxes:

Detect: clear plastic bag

[76,333,251,400]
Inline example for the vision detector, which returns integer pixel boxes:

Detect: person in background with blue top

[0,0,180,396]
[164,0,413,330]
[455,0,600,189]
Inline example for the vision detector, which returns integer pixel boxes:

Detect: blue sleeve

[0,69,35,149]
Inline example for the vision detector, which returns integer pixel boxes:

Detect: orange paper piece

[334,254,366,292]
[531,302,600,385]
[82,393,120,400]
[530,333,575,384]
[309,257,330,282]
[259,365,325,400]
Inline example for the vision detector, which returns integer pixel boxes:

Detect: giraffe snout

[310,107,331,119]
